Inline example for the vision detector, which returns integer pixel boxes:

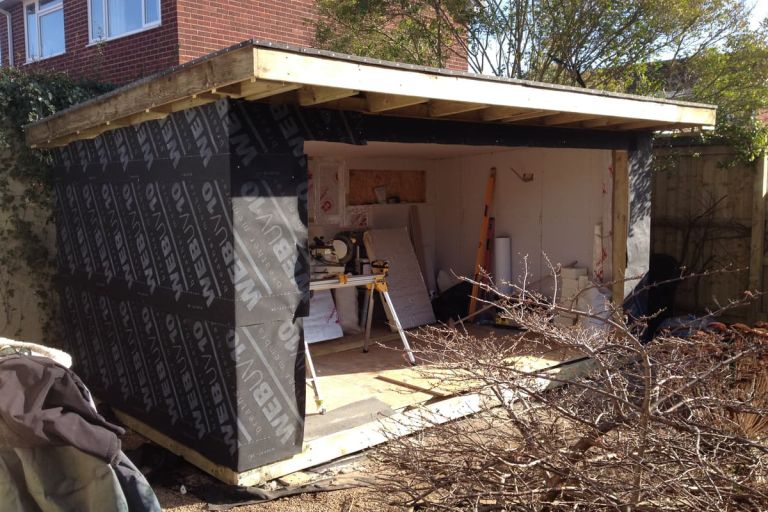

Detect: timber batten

[26,40,716,148]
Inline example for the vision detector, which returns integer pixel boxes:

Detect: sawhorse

[306,272,416,414]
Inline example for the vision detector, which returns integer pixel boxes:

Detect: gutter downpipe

[0,8,12,67]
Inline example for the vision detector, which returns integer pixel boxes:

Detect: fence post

[612,150,629,305]
[748,153,768,322]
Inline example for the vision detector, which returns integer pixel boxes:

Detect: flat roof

[26,40,717,148]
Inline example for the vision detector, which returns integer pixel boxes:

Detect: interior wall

[431,147,613,293]
[306,143,614,297]
[307,154,438,292]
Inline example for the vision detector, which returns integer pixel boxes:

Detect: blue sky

[752,0,768,28]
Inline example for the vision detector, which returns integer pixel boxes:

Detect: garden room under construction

[25,40,717,485]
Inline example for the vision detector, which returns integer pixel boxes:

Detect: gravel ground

[117,429,401,512]
[156,486,400,512]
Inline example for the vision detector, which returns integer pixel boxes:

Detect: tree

[313,0,768,159]
[314,1,753,83]
[685,20,768,161]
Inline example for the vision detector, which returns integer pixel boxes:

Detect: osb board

[347,169,426,205]
[370,348,583,399]
[243,353,594,486]
[236,391,495,486]
[306,327,584,416]
[114,386,493,487]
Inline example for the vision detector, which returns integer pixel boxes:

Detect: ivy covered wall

[0,69,110,342]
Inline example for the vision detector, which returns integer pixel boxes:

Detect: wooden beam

[749,153,768,322]
[215,81,249,97]
[26,45,257,146]
[542,113,603,126]
[155,96,217,114]
[612,120,668,131]
[208,79,299,99]
[74,126,107,139]
[48,133,88,147]
[500,110,555,123]
[428,100,488,118]
[581,117,634,129]
[298,86,358,106]
[253,47,716,125]
[301,96,368,112]
[612,150,629,305]
[241,81,301,101]
[481,106,529,121]
[210,86,244,98]
[111,109,169,128]
[191,92,221,101]
[366,93,427,113]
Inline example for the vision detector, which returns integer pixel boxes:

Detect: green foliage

[688,23,768,163]
[313,0,768,162]
[314,0,463,68]
[0,68,110,339]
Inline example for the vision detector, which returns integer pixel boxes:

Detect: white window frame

[88,0,161,44]
[24,0,66,63]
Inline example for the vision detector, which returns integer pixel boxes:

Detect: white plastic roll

[494,237,513,295]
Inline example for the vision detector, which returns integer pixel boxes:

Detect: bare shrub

[371,265,768,511]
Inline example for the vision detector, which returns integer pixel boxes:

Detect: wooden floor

[119,324,588,487]
[302,325,577,440]
[304,333,435,441]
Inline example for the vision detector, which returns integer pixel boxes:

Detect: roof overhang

[25,40,717,148]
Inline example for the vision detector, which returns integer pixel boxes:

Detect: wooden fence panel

[652,145,756,322]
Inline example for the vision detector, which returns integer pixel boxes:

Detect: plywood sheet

[348,169,426,205]
[364,228,436,329]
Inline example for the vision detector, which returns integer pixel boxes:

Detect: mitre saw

[309,234,358,279]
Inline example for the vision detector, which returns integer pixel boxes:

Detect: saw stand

[306,271,416,414]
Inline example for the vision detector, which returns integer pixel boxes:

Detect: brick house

[0,0,467,85]
[0,0,325,84]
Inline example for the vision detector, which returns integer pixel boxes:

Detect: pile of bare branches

[371,271,768,511]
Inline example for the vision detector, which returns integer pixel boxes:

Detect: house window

[25,0,65,61]
[90,0,161,42]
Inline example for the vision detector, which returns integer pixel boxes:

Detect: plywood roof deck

[25,40,717,148]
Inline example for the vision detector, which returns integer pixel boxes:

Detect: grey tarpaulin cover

[0,354,160,511]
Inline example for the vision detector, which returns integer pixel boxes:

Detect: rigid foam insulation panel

[364,228,436,329]
[52,99,358,472]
